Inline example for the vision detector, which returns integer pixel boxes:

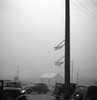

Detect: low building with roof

[40,73,63,86]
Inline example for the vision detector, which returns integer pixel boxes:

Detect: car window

[76,85,87,91]
[0,82,2,86]
[0,82,2,89]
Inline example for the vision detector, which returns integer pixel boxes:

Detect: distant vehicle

[25,83,50,94]
[71,84,97,100]
[52,83,77,100]
[0,80,29,100]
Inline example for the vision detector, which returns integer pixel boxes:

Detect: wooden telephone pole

[64,0,70,100]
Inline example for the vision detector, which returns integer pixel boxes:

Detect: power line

[91,0,97,6]
[71,1,97,22]
[72,60,97,63]
[75,0,97,19]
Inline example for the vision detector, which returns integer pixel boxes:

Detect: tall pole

[77,73,79,84]
[64,0,70,100]
[71,61,73,83]
[17,66,19,81]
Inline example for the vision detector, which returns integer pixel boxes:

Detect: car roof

[77,84,97,87]
[0,80,11,82]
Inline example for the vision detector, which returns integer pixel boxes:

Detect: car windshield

[56,84,63,88]
[36,83,47,87]
[77,85,87,90]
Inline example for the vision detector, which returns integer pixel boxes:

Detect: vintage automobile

[25,83,49,94]
[71,84,97,100]
[0,80,29,100]
[52,83,77,100]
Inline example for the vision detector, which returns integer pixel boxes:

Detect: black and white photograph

[0,0,97,100]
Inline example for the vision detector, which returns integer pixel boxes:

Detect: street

[26,93,55,100]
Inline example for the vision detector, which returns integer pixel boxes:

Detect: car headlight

[21,89,26,94]
[76,94,80,97]
[74,93,83,100]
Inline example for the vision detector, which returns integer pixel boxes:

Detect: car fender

[15,95,29,100]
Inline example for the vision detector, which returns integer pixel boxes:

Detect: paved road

[27,93,55,100]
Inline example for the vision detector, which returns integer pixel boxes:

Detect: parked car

[52,83,77,100]
[25,83,49,94]
[0,80,29,100]
[71,84,97,100]
[24,86,34,94]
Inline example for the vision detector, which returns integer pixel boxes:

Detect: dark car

[0,80,29,100]
[52,83,77,100]
[24,86,34,94]
[71,84,97,100]
[25,83,49,94]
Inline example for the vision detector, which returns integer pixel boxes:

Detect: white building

[40,73,63,86]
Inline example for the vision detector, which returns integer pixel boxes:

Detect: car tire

[43,91,47,94]
[15,95,29,100]
[3,92,15,100]
[17,98,29,100]
[38,92,41,94]
[56,97,60,100]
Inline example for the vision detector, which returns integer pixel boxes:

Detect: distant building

[40,73,63,86]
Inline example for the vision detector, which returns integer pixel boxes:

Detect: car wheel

[43,91,47,94]
[15,95,29,100]
[56,97,60,100]
[38,92,41,94]
[3,93,15,100]
[15,96,29,100]
[18,98,29,100]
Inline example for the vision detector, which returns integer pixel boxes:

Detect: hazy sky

[0,0,97,81]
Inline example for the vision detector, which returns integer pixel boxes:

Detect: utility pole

[17,66,19,82]
[77,73,79,84]
[71,61,73,83]
[64,0,70,100]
